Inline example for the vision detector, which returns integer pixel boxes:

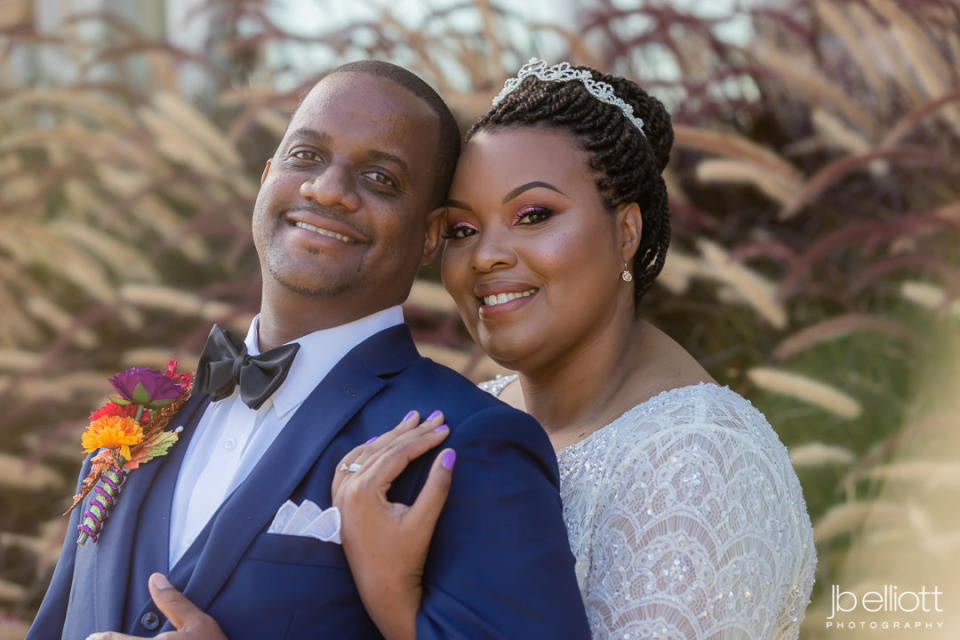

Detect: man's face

[252,72,441,317]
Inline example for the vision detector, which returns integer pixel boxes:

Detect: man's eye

[365,171,397,189]
[291,149,320,161]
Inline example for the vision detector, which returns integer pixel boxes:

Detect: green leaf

[131,382,153,405]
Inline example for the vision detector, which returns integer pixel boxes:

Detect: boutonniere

[65,360,193,545]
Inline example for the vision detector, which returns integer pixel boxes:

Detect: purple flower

[109,367,183,409]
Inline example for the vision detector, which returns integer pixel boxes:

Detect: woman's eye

[516,207,553,225]
[441,224,476,240]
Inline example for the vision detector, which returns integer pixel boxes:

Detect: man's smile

[292,220,359,244]
[284,211,369,246]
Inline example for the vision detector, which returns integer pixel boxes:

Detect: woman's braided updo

[467,66,673,306]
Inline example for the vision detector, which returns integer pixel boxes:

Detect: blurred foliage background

[1,0,958,637]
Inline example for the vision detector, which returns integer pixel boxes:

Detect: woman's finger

[408,448,455,530]
[334,411,446,498]
[333,437,382,497]
[350,408,440,464]
[371,409,424,446]
[359,421,451,490]
[337,410,425,472]
[356,410,446,472]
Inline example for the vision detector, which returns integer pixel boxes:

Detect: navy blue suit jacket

[27,325,590,639]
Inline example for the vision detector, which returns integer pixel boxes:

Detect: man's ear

[260,159,272,185]
[616,202,642,265]
[422,206,446,265]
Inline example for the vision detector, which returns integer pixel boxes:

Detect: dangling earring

[620,262,633,282]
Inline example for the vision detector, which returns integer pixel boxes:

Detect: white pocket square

[267,499,342,544]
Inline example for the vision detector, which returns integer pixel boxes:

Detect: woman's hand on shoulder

[332,410,456,640]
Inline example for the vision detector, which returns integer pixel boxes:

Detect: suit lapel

[179,325,420,613]
[91,393,209,631]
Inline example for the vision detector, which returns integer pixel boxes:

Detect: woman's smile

[476,286,539,319]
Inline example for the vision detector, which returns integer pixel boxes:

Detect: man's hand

[85,573,227,640]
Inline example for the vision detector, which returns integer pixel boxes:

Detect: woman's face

[441,127,633,372]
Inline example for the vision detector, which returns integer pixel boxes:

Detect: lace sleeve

[580,417,815,639]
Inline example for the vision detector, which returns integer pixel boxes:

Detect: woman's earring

[620,262,633,282]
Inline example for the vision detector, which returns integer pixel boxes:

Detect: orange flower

[81,416,144,461]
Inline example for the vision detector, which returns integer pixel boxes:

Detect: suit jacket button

[141,611,161,630]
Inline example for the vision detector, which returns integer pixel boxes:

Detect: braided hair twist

[468,66,673,306]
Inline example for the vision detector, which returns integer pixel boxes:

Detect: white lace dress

[480,378,816,640]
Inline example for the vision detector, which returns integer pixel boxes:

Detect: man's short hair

[332,60,461,209]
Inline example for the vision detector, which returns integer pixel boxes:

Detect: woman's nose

[469,225,517,273]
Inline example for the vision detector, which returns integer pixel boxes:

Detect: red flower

[165,359,194,392]
[89,402,151,424]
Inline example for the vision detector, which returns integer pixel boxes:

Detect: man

[27,61,590,639]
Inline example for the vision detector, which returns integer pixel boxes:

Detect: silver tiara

[492,58,645,135]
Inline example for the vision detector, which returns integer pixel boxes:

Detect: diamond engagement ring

[339,462,363,473]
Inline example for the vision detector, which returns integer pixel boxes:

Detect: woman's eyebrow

[445,181,568,210]
[503,181,567,203]
[445,199,471,210]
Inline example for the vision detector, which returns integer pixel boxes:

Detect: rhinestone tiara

[492,58,645,135]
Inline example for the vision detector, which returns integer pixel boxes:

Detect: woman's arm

[331,410,454,640]
[334,403,590,639]
[580,423,814,638]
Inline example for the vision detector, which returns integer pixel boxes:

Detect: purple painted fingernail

[441,449,456,470]
[365,436,377,444]
[403,410,416,421]
[428,409,442,420]
[433,424,448,433]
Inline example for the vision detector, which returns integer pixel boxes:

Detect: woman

[333,59,816,639]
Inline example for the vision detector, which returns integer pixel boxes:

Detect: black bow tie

[193,324,300,410]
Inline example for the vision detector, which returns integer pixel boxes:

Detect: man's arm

[26,457,90,640]
[415,405,589,639]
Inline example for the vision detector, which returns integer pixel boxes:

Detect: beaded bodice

[479,376,816,639]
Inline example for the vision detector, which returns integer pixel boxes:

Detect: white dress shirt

[168,306,404,566]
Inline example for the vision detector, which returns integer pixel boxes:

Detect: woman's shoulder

[567,382,780,457]
[480,378,788,460]
[578,384,811,533]
[565,383,816,639]
[477,373,518,398]
[560,383,807,512]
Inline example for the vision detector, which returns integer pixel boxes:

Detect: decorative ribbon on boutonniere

[65,360,193,545]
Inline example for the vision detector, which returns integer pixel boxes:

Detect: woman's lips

[476,287,539,319]
[480,288,537,307]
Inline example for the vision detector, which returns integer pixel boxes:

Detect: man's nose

[299,164,360,211]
